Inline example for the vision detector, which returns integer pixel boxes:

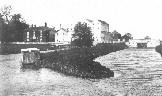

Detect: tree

[121,33,133,42]
[0,13,8,43]
[0,6,29,42]
[0,5,12,24]
[72,22,93,47]
[8,14,29,42]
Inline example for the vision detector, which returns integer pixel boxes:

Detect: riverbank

[35,43,128,79]
[155,44,162,56]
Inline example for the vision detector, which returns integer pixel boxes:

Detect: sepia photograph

[0,0,162,95]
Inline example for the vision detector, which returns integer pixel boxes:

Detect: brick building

[23,23,56,42]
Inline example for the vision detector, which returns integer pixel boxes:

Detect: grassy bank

[37,43,128,79]
[155,44,162,56]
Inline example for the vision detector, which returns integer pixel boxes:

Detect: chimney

[31,24,33,27]
[45,22,47,27]
[60,24,61,29]
[34,25,36,27]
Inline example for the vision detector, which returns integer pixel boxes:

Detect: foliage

[0,5,12,23]
[71,22,94,47]
[0,5,29,42]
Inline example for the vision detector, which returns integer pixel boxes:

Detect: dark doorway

[45,31,49,42]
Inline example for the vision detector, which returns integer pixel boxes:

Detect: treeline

[0,5,29,43]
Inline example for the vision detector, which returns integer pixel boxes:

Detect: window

[40,30,42,37]
[40,30,42,42]
[27,32,29,38]
[33,31,36,39]
[27,32,29,41]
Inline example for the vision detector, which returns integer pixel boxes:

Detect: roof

[98,20,109,25]
[86,19,93,23]
[111,30,120,34]
[55,28,69,33]
[25,27,54,32]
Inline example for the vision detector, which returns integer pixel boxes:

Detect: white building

[55,27,74,44]
[84,19,110,44]
[55,19,111,45]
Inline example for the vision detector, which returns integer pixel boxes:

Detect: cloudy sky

[0,0,162,39]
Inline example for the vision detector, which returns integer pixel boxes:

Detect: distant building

[109,30,121,41]
[55,28,74,43]
[127,39,160,48]
[78,19,111,44]
[64,19,114,44]
[23,23,56,42]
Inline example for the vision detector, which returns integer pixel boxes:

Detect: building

[127,39,160,48]
[109,30,121,41]
[86,19,111,44]
[55,28,74,43]
[64,19,113,44]
[23,23,56,42]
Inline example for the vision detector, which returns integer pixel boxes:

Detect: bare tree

[0,5,13,23]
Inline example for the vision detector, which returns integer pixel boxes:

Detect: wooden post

[21,48,40,65]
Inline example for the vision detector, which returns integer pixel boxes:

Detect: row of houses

[23,19,122,44]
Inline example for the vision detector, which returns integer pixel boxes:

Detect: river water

[1,48,162,96]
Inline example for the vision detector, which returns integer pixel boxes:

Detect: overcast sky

[1,0,162,39]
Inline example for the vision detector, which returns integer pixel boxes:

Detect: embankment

[37,43,128,79]
[155,44,162,56]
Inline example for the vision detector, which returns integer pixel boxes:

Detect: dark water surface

[1,48,162,96]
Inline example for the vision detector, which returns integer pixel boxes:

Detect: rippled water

[1,48,162,96]
[95,48,162,96]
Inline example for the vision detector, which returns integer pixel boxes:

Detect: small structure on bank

[21,48,40,69]
[126,39,160,48]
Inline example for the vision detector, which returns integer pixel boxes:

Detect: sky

[0,0,162,39]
